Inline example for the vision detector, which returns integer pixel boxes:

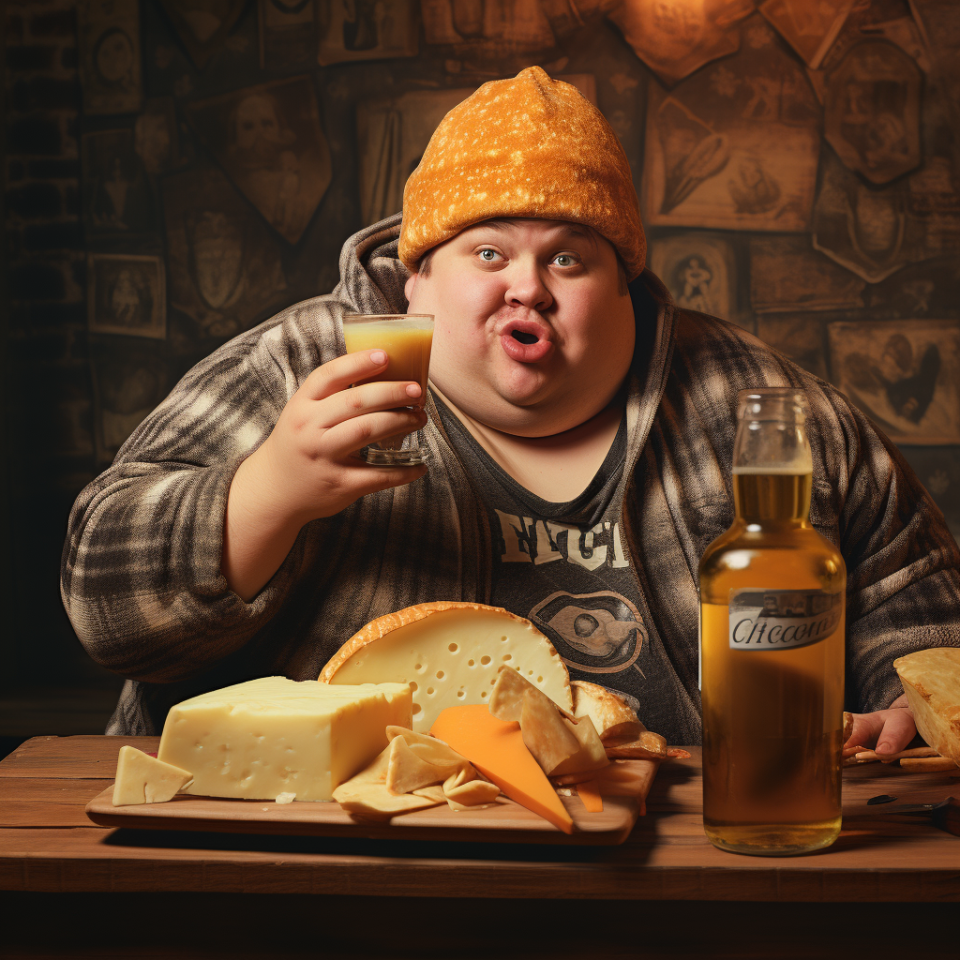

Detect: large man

[62,68,960,751]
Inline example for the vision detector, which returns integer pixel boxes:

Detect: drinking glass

[341,313,434,466]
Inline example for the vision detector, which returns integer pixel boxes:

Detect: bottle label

[728,589,842,651]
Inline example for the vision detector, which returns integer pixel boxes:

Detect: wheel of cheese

[319,602,572,734]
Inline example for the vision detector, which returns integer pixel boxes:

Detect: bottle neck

[732,469,812,524]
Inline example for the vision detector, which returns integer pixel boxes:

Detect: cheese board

[84,757,657,845]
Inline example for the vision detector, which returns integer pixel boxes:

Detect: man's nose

[505,261,553,312]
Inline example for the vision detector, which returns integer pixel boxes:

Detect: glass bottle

[698,388,846,856]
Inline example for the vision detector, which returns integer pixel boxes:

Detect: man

[62,68,959,752]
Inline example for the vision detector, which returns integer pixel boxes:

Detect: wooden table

[2,736,959,959]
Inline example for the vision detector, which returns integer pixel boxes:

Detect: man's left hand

[844,694,917,755]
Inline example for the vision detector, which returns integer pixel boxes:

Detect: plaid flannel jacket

[61,215,960,738]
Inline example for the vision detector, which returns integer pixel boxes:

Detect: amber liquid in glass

[342,316,433,462]
[699,469,846,856]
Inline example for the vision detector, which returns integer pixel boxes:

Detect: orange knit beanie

[399,66,646,279]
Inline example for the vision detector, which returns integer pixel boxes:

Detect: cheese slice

[431,703,574,834]
[895,647,960,765]
[319,602,572,734]
[112,745,192,805]
[571,680,644,741]
[157,677,412,802]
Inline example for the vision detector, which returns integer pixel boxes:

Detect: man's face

[404,219,636,438]
[235,96,281,152]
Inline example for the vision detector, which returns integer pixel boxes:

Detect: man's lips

[499,319,554,363]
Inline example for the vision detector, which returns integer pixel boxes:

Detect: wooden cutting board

[85,758,657,845]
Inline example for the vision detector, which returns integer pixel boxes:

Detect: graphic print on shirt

[529,590,647,676]
[495,510,631,570]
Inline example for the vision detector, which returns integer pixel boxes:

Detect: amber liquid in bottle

[699,392,846,856]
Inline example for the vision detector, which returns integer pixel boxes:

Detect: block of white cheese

[318,602,572,733]
[156,677,412,802]
[112,745,193,805]
[894,647,960,765]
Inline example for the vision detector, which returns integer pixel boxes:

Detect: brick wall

[4,0,113,710]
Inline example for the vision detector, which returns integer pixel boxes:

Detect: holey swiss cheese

[319,602,573,733]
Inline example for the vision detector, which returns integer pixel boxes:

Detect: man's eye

[553,254,577,267]
[478,249,499,262]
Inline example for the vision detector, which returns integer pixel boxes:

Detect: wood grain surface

[2,735,959,903]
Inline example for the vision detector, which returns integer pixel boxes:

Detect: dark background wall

[4,0,960,740]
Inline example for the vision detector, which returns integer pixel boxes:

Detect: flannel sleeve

[811,390,960,714]
[60,311,325,683]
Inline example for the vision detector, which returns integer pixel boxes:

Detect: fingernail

[405,383,422,398]
[371,350,387,364]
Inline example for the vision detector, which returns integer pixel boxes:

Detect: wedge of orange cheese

[431,703,574,834]
[320,602,573,734]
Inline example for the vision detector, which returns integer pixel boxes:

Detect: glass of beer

[341,313,434,466]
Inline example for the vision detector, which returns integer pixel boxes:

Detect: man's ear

[404,271,419,304]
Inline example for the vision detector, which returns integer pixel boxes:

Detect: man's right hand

[221,350,428,600]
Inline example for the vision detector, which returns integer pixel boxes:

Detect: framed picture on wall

[77,0,143,115]
[828,319,960,444]
[81,129,157,238]
[87,253,166,339]
[184,77,332,245]
[647,232,737,324]
[162,165,288,341]
[641,17,821,232]
[318,0,419,65]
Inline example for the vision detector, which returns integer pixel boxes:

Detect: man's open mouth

[500,320,554,363]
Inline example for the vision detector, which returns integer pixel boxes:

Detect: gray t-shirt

[434,396,696,741]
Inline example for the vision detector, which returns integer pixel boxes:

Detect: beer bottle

[699,388,846,855]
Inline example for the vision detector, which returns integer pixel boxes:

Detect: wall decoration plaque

[828,319,960,444]
[162,166,288,341]
[749,236,865,313]
[259,0,317,69]
[318,0,419,65]
[157,0,246,69]
[824,40,923,184]
[77,0,143,115]
[758,0,855,70]
[420,0,557,64]
[861,16,931,74]
[812,150,933,284]
[184,77,332,245]
[81,130,157,239]
[647,233,736,323]
[606,0,754,87]
[87,254,166,339]
[642,17,821,232]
